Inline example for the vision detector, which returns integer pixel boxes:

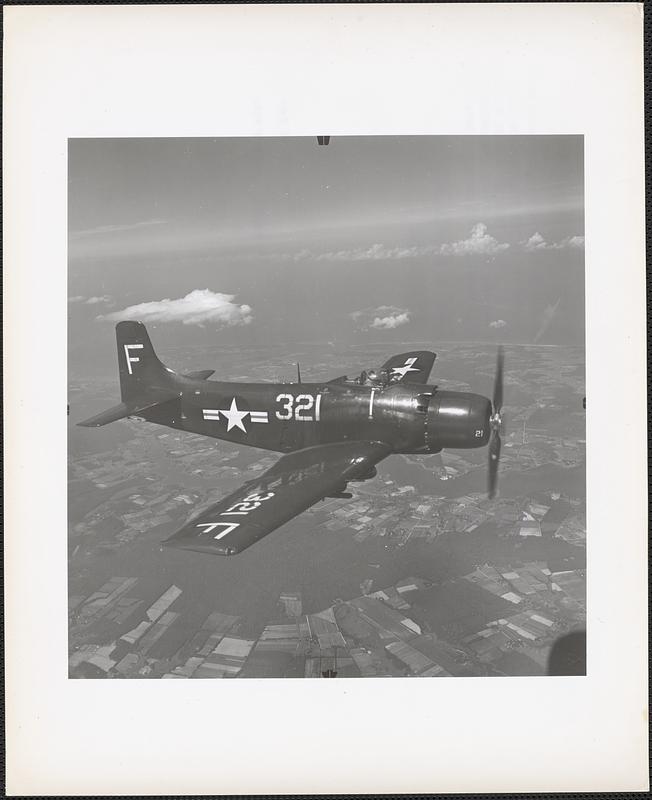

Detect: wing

[381,351,436,384]
[162,441,391,556]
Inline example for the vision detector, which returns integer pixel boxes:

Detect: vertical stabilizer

[116,320,174,403]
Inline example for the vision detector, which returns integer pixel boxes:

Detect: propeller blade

[493,345,504,413]
[488,346,504,499]
[488,431,501,499]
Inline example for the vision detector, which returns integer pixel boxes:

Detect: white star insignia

[202,402,269,431]
[391,357,420,379]
[218,397,249,432]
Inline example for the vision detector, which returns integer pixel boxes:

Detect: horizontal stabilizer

[183,369,215,380]
[77,402,134,428]
[77,388,179,427]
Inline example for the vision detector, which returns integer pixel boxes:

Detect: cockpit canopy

[329,350,437,389]
[347,368,403,388]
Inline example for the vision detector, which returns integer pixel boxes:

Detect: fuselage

[141,374,492,456]
[78,323,505,555]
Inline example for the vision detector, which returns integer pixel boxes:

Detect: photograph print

[68,135,586,679]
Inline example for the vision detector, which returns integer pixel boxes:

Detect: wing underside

[162,441,391,556]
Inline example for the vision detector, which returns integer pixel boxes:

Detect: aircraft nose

[469,394,492,446]
[427,391,492,449]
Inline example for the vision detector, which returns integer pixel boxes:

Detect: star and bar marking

[203,398,269,432]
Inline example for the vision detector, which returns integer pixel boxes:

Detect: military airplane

[79,321,505,556]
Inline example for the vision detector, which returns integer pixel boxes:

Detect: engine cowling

[426,391,491,451]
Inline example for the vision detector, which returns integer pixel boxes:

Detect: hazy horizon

[69,136,584,377]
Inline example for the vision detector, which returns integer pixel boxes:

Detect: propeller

[488,346,504,499]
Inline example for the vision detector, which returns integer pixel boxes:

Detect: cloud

[439,223,510,256]
[279,224,511,264]
[69,294,113,305]
[489,319,507,329]
[523,232,547,251]
[98,289,253,327]
[523,232,585,251]
[289,226,509,263]
[372,312,410,330]
[351,305,411,331]
[70,219,166,239]
[293,243,437,262]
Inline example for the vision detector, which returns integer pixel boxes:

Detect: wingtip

[161,536,240,556]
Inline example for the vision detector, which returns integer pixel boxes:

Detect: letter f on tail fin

[116,320,174,403]
[77,321,179,427]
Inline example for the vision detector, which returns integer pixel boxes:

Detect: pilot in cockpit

[357,368,396,388]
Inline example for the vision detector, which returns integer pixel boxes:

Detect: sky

[68,136,584,374]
